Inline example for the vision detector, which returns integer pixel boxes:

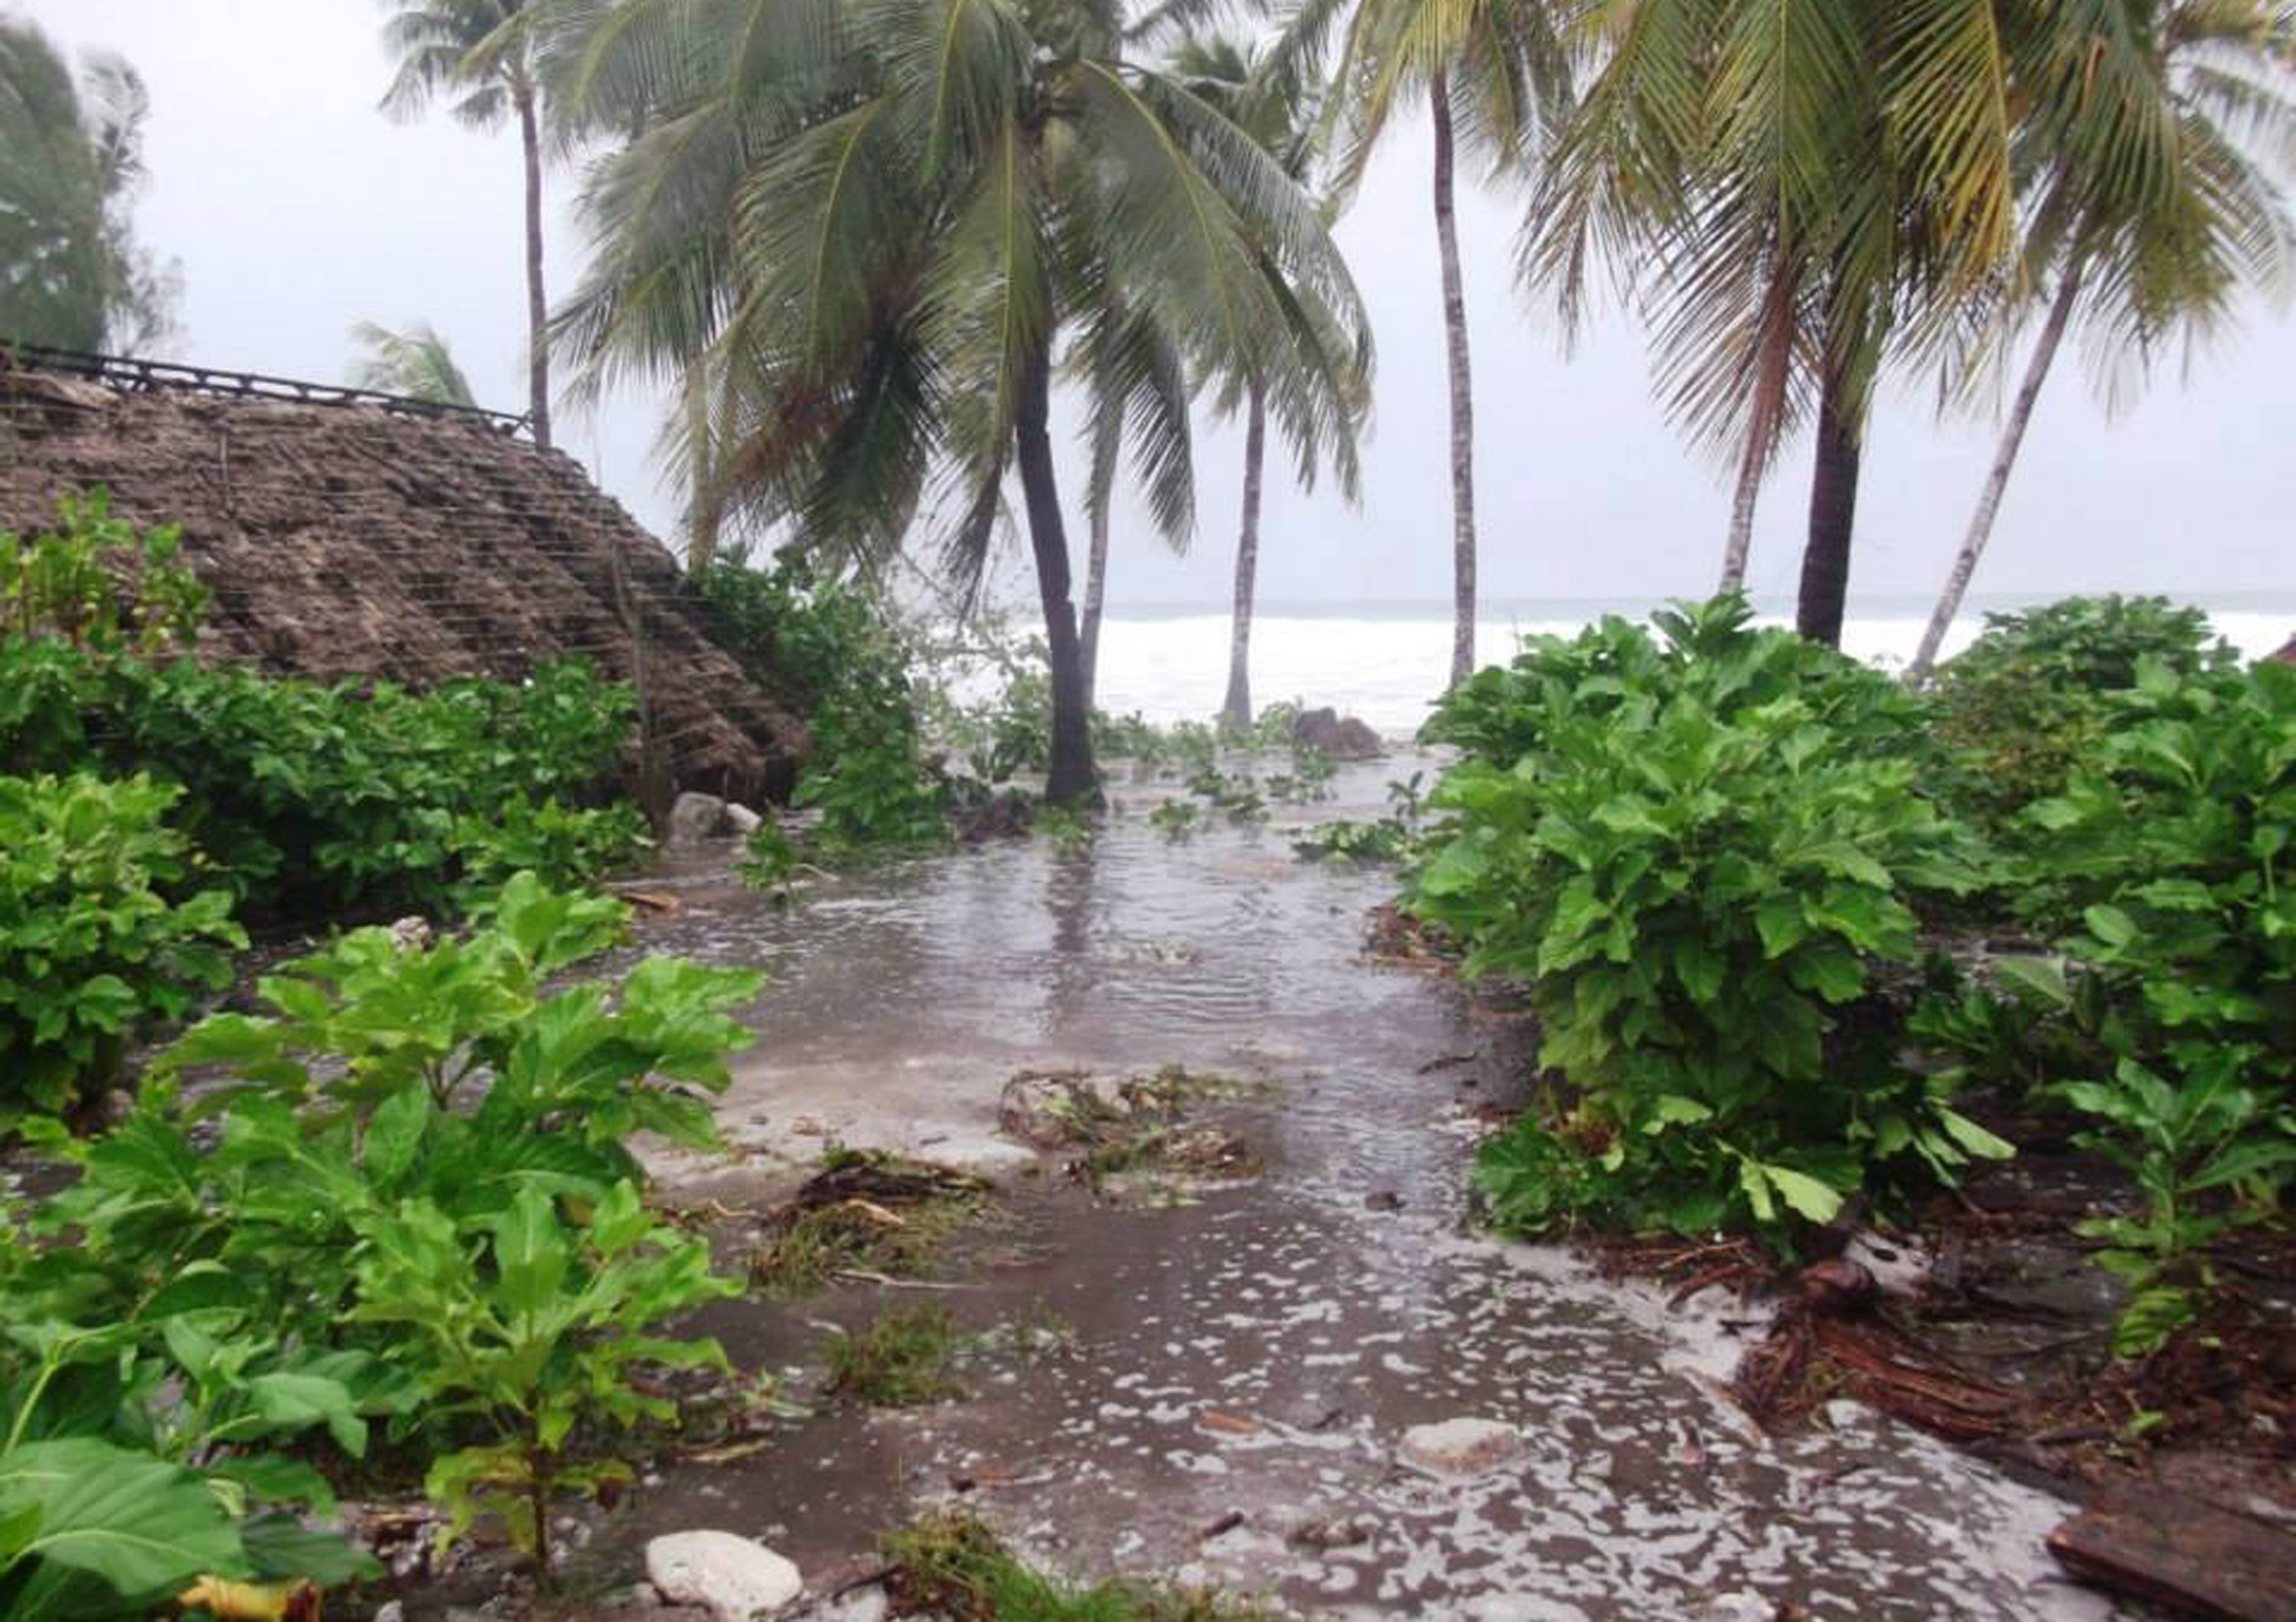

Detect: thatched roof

[0,354,807,806]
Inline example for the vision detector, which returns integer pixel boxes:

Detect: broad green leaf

[1932,1108,2015,1162]
[0,1438,247,1604]
[1761,1163,1845,1223]
[1994,955,2073,1013]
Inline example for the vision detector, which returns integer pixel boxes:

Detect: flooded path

[598,759,2127,1622]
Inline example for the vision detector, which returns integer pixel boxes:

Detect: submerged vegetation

[883,1512,1282,1622]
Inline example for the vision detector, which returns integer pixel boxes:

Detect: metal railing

[0,338,532,435]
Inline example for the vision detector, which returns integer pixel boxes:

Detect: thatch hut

[0,350,807,805]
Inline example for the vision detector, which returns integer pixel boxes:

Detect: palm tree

[377,0,554,449]
[1906,1,2296,681]
[0,18,176,351]
[1168,31,1365,729]
[552,0,1372,804]
[1527,2,2027,647]
[1071,289,1193,707]
[348,320,480,404]
[1243,0,1567,687]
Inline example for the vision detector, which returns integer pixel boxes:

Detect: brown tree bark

[1220,379,1267,730]
[1908,266,2085,682]
[1795,355,1865,648]
[1016,340,1100,806]
[1432,69,1478,688]
[514,74,552,452]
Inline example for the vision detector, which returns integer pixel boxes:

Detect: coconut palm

[1221,0,1567,687]
[378,0,554,449]
[1906,1,2296,681]
[0,18,176,352]
[1167,30,1365,728]
[552,0,1372,804]
[1071,287,1194,706]
[348,320,481,405]
[1527,1,2028,646]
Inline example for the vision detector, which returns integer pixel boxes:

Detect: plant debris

[881,1511,1283,1622]
[998,1067,1264,1193]
[752,1147,993,1294]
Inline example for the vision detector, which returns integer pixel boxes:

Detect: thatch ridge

[0,357,808,806]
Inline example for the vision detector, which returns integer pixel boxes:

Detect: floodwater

[583,757,2130,1622]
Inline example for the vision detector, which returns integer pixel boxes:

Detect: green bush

[1,487,206,655]
[351,1180,733,1584]
[697,556,947,857]
[1932,595,2237,838]
[1413,599,2004,1240]
[1968,661,2296,1351]
[0,772,244,1127]
[10,876,759,1594]
[1,493,647,915]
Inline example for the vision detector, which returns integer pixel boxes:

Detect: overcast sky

[15,0,2293,611]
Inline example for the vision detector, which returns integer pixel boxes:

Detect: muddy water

[597,759,2128,1622]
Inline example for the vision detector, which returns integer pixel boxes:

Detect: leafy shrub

[1413,599,2003,1240]
[351,1180,733,1582]
[696,555,947,857]
[2,494,648,917]
[1931,595,2237,837]
[1,488,206,654]
[1932,661,2296,1352]
[158,873,753,1150]
[0,773,245,1127]
[11,876,760,1591]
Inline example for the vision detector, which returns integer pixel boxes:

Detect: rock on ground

[667,792,734,846]
[645,1530,804,1622]
[1398,1417,1526,1479]
[1291,707,1385,759]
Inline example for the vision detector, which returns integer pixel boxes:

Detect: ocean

[1091,596,2296,735]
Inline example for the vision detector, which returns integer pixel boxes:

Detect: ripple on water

[605,757,2123,1622]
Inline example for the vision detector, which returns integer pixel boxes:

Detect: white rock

[1397,1417,1525,1479]
[372,1604,405,1622]
[667,791,732,846]
[646,1530,803,1622]
[722,801,765,836]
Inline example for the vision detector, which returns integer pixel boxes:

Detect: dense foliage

[1416,599,2004,1238]
[1,877,754,1607]
[0,773,243,1128]
[1421,594,2294,1359]
[696,556,947,858]
[1,494,647,920]
[1928,658,2296,1350]
[1931,595,2239,839]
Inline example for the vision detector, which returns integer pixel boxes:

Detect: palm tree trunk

[684,363,722,571]
[1719,268,1796,592]
[514,75,552,452]
[1721,448,1765,594]
[1221,378,1268,730]
[1795,354,1864,648]
[1907,266,2083,683]
[1081,485,1111,707]
[1016,339,1099,807]
[1431,69,1478,689]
